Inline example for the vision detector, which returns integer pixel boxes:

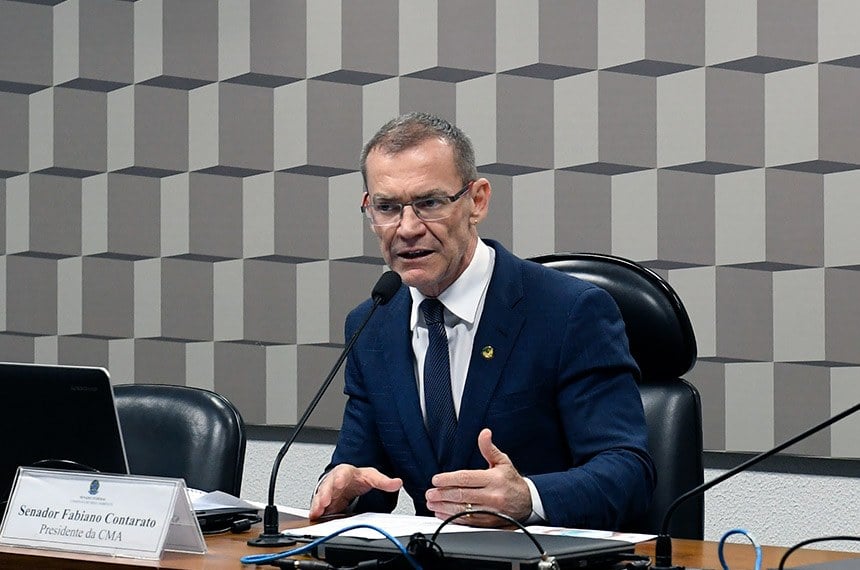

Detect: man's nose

[397,204,425,234]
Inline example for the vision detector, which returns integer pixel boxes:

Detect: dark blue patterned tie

[421,298,457,465]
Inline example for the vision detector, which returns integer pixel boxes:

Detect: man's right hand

[308,464,403,520]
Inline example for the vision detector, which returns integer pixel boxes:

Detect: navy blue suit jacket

[328,240,655,529]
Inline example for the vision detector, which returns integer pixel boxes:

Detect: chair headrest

[530,253,697,380]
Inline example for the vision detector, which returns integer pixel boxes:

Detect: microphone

[248,270,402,547]
[652,400,860,570]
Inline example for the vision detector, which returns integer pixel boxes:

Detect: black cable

[200,515,263,535]
[777,536,860,570]
[425,510,653,569]
[426,508,557,568]
[406,531,444,562]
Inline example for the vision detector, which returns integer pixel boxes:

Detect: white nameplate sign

[0,467,206,560]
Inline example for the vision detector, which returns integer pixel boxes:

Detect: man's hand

[309,464,403,520]
[424,428,532,527]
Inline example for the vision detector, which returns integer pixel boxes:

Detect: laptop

[0,362,129,516]
[318,530,634,569]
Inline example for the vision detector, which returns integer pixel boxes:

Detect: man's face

[364,138,490,298]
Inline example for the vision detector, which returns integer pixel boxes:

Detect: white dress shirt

[409,239,546,522]
[409,239,494,420]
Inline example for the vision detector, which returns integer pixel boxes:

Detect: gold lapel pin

[481,346,494,360]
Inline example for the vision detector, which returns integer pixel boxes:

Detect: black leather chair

[113,384,247,496]
[529,252,704,540]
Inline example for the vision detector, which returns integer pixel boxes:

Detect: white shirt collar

[409,239,493,329]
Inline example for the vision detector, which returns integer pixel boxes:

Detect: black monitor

[0,362,129,516]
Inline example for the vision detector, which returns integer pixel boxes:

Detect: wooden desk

[637,539,859,569]
[2,527,858,569]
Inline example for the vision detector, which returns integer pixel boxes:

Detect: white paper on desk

[284,512,497,540]
[244,500,309,519]
[522,525,655,544]
[187,491,309,519]
[188,489,257,511]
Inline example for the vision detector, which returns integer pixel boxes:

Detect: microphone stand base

[246,533,298,548]
[248,504,297,547]
[652,533,687,570]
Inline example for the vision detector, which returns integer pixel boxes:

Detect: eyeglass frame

[360,180,475,226]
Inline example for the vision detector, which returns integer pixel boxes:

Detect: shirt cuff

[523,477,547,524]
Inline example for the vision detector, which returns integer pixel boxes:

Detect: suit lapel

[445,242,526,471]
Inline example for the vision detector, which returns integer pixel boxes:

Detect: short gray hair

[360,112,478,188]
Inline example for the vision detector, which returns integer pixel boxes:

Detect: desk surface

[1,524,858,569]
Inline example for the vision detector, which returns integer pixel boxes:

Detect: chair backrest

[529,252,704,540]
[113,384,246,496]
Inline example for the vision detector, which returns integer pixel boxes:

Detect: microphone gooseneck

[652,401,860,570]
[248,271,402,547]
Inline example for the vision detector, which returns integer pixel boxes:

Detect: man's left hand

[424,428,532,527]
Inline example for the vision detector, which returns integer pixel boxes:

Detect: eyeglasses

[361,181,474,227]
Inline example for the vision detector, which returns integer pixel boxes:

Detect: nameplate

[0,467,206,560]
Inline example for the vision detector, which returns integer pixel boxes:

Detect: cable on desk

[777,535,860,570]
[238,523,422,569]
[717,528,762,570]
[201,514,263,535]
[421,509,559,570]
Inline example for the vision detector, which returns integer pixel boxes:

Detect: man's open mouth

[399,249,432,259]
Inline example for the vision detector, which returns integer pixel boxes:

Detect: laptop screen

[0,362,129,514]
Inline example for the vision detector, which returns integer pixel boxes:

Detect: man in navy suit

[309,113,655,530]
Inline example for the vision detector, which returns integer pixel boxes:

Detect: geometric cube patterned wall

[1,0,859,458]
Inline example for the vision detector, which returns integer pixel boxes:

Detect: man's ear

[470,178,492,222]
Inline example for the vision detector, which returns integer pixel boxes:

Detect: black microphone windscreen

[372,271,402,304]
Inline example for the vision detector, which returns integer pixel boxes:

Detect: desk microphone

[652,400,860,570]
[247,270,402,547]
